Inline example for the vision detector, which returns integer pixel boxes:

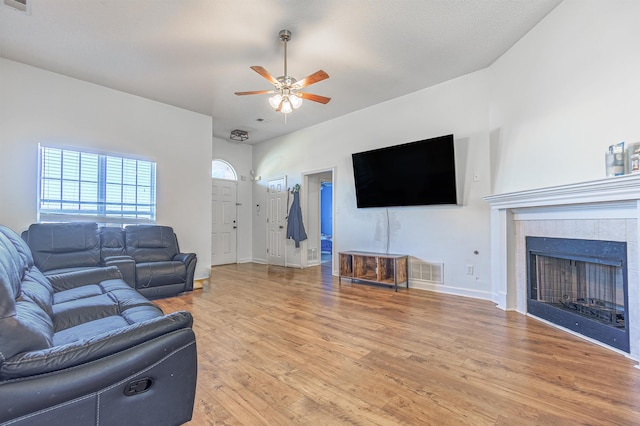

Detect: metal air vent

[4,0,30,14]
[409,259,444,284]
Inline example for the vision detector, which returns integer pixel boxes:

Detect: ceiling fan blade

[298,92,331,104]
[235,90,275,96]
[250,66,280,85]
[295,70,329,89]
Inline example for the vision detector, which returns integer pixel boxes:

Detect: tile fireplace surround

[484,174,640,361]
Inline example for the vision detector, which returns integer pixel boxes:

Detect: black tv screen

[352,134,457,208]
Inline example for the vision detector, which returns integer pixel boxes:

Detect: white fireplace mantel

[484,173,640,209]
[484,174,640,359]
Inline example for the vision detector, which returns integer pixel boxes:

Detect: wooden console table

[338,251,409,291]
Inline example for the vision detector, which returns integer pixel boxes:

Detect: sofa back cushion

[25,222,101,272]
[0,232,22,318]
[0,229,54,360]
[0,225,34,270]
[100,227,127,260]
[125,225,179,263]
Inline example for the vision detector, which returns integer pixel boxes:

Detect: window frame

[211,159,238,181]
[38,145,157,225]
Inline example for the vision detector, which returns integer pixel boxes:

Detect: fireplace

[526,237,629,352]
[485,175,640,359]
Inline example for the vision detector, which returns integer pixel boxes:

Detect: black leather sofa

[0,224,197,425]
[22,222,197,299]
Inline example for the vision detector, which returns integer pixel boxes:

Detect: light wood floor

[155,262,640,425]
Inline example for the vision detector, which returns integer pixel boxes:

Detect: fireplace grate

[526,236,629,352]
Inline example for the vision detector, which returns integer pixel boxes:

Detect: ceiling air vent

[4,0,30,14]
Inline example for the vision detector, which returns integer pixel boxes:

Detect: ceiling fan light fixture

[268,94,282,109]
[235,29,330,116]
[290,93,303,109]
[230,129,249,142]
[280,98,293,114]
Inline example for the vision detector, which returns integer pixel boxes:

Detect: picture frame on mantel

[628,142,640,174]
[605,141,625,177]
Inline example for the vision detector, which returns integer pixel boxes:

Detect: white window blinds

[39,146,156,224]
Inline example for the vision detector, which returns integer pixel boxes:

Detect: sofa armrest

[0,311,193,379]
[46,266,123,292]
[0,326,196,425]
[103,255,136,287]
[173,252,196,264]
[173,252,197,291]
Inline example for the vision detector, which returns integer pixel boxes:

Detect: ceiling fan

[235,29,331,114]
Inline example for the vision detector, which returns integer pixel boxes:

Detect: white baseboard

[409,279,491,301]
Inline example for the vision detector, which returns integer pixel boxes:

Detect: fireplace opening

[526,237,629,352]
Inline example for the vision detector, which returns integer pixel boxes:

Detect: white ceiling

[0,0,561,144]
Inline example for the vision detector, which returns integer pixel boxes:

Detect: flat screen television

[351,134,457,208]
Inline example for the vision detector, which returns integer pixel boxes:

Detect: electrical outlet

[466,264,474,275]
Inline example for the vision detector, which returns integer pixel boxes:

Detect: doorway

[320,181,333,264]
[211,178,238,265]
[302,169,335,271]
[266,176,287,266]
[211,159,239,266]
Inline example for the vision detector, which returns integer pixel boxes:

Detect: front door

[267,177,287,266]
[211,178,237,265]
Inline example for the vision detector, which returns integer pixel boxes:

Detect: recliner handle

[124,377,154,396]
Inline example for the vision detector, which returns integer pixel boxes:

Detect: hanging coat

[286,190,307,248]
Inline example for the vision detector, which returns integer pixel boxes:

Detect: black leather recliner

[0,224,197,425]
[125,225,197,299]
[22,222,197,299]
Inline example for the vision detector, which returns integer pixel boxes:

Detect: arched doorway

[211,159,238,265]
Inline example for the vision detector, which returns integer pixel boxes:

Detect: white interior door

[267,177,287,266]
[211,178,237,265]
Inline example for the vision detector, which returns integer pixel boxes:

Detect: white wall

[253,70,493,299]
[211,137,253,263]
[4,0,635,300]
[489,0,640,194]
[0,58,213,279]
[251,0,640,301]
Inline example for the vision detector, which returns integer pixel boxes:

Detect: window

[39,146,156,224]
[211,159,237,180]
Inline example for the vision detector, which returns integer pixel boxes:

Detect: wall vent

[4,0,30,13]
[409,259,444,284]
[307,248,318,261]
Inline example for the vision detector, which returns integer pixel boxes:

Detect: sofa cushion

[53,278,159,332]
[26,222,101,272]
[1,229,55,362]
[120,305,167,323]
[53,279,139,305]
[125,225,179,262]
[46,266,122,293]
[53,293,120,332]
[0,225,34,270]
[1,295,54,360]
[53,283,104,304]
[53,315,130,346]
[100,227,126,260]
[20,269,54,318]
[0,234,23,318]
